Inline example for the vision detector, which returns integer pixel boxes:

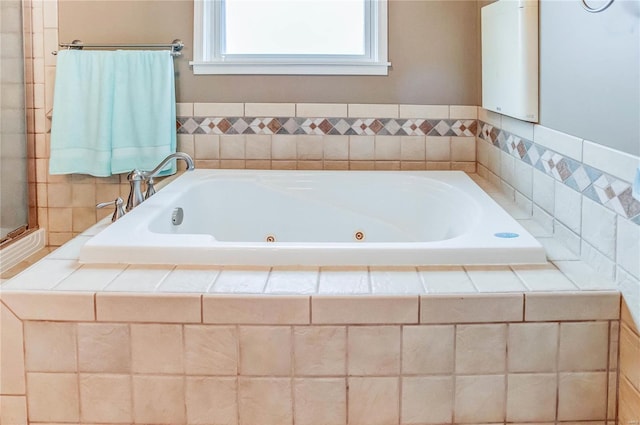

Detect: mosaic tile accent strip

[479,121,640,222]
[177,117,478,137]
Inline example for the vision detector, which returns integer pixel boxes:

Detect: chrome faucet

[126,152,195,212]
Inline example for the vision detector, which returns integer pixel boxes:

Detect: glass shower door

[0,0,29,241]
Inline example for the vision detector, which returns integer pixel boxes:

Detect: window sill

[190,61,391,76]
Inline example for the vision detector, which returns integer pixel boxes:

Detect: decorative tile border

[177,117,478,137]
[479,121,640,223]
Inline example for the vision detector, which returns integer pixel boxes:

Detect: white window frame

[191,0,390,75]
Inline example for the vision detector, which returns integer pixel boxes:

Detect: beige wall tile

[609,321,620,371]
[245,103,295,117]
[72,207,96,233]
[399,105,448,119]
[133,375,186,425]
[27,372,79,422]
[48,232,73,246]
[401,376,453,424]
[0,303,25,394]
[79,374,132,423]
[348,377,399,425]
[296,135,323,160]
[36,183,48,207]
[220,135,246,159]
[348,326,400,375]
[508,323,558,372]
[294,378,346,425]
[558,372,607,420]
[377,158,400,169]
[506,374,557,422]
[71,183,95,207]
[245,135,271,159]
[451,136,476,161]
[454,375,505,423]
[619,375,640,425]
[402,325,454,374]
[451,161,476,172]
[77,323,130,373]
[375,136,401,160]
[399,136,426,161]
[456,324,507,374]
[327,159,354,169]
[185,325,237,375]
[349,136,375,160]
[425,136,451,161]
[294,326,346,376]
[194,102,244,116]
[312,296,418,324]
[186,377,238,425]
[131,324,183,374]
[271,135,297,160]
[559,322,609,371]
[48,207,72,232]
[96,293,201,323]
[47,183,72,207]
[349,104,399,118]
[297,160,323,170]
[176,102,194,116]
[450,105,478,119]
[239,326,291,376]
[323,136,349,160]
[220,159,246,169]
[246,159,272,169]
[203,295,310,324]
[194,134,220,160]
[620,323,640,391]
[194,159,221,169]
[24,321,76,372]
[401,161,427,170]
[178,134,195,159]
[1,291,94,321]
[420,294,523,324]
[0,396,27,425]
[296,103,347,117]
[608,371,618,420]
[349,160,376,170]
[525,292,620,321]
[238,378,292,425]
[272,160,297,169]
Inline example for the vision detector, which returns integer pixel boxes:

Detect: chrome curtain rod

[53,39,184,56]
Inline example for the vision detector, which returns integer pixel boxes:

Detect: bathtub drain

[266,235,276,242]
[354,231,365,241]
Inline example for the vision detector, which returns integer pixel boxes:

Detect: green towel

[49,50,176,177]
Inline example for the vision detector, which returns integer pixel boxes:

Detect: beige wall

[58,0,480,104]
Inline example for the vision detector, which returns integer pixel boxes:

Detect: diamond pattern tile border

[177,117,477,138]
[479,121,640,222]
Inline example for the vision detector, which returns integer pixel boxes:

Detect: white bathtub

[80,170,546,266]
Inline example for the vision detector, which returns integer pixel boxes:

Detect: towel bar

[52,39,184,57]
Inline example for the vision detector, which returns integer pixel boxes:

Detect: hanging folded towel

[110,50,176,176]
[49,50,115,176]
[49,49,176,177]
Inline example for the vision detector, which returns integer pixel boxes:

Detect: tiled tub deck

[0,175,628,425]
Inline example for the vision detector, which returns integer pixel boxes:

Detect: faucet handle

[97,197,125,222]
[145,177,156,199]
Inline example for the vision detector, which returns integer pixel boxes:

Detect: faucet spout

[142,152,195,180]
[125,152,195,211]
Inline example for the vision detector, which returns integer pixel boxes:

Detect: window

[191,0,390,75]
